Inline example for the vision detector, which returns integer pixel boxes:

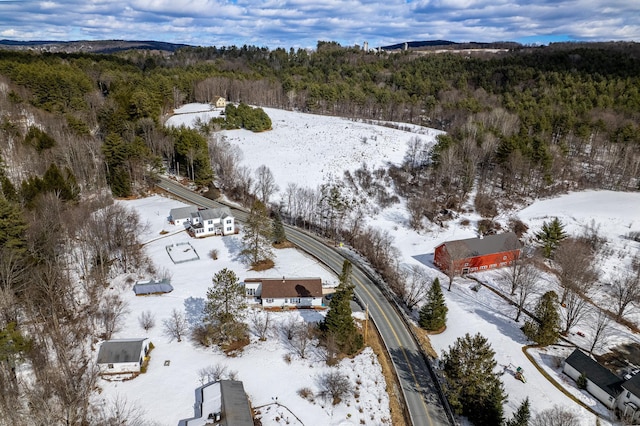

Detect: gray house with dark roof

[563,348,623,409]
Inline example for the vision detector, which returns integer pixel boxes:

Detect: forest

[0,41,639,424]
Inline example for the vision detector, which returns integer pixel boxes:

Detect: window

[502,255,507,260]
[480,265,488,270]
[247,288,255,296]
[108,363,114,369]
[226,219,232,224]
[628,391,631,398]
[464,262,469,267]
[226,227,232,232]
[265,298,274,303]
[207,220,213,225]
[208,227,214,232]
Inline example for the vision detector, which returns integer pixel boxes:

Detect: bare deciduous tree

[248,309,272,341]
[611,271,640,320]
[587,307,612,356]
[554,239,598,305]
[398,264,430,310]
[530,405,580,426]
[163,308,189,342]
[316,369,353,405]
[561,288,590,335]
[511,263,540,322]
[290,323,315,359]
[197,363,228,385]
[138,310,156,332]
[93,394,151,426]
[281,314,300,341]
[98,293,129,340]
[254,164,279,206]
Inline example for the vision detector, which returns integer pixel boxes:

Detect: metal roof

[97,339,147,364]
[220,380,253,426]
[440,232,521,257]
[565,349,623,397]
[133,279,173,295]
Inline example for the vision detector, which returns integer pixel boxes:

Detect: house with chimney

[243,277,324,309]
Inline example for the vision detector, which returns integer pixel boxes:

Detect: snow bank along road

[157,177,452,426]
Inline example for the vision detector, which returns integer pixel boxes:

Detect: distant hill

[380,40,521,51]
[0,39,191,54]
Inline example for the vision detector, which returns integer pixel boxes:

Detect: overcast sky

[0,0,638,49]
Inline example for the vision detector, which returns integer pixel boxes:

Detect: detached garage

[97,338,150,375]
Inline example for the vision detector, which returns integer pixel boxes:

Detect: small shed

[133,279,173,295]
[563,348,622,409]
[97,338,150,374]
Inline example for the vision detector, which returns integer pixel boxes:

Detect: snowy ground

[98,195,390,426]
[103,104,640,425]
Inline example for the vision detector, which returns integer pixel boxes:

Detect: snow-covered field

[104,104,640,425]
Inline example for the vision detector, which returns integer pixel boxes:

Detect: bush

[577,372,587,389]
[474,192,498,218]
[209,249,219,260]
[297,387,314,401]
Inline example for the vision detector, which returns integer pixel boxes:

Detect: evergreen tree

[442,333,506,426]
[272,211,286,244]
[321,260,363,355]
[240,200,274,266]
[23,126,56,152]
[203,268,248,344]
[506,398,531,426]
[0,176,18,203]
[0,197,28,254]
[535,217,567,258]
[523,290,560,346]
[419,278,448,331]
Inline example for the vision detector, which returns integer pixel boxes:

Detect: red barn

[434,232,521,275]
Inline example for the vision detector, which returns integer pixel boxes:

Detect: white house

[97,338,150,375]
[169,205,235,237]
[243,277,323,309]
[618,374,640,421]
[563,348,622,410]
[169,206,199,227]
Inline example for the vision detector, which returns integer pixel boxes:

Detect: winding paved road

[157,177,452,426]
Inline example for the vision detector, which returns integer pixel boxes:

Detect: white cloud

[0,0,638,48]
